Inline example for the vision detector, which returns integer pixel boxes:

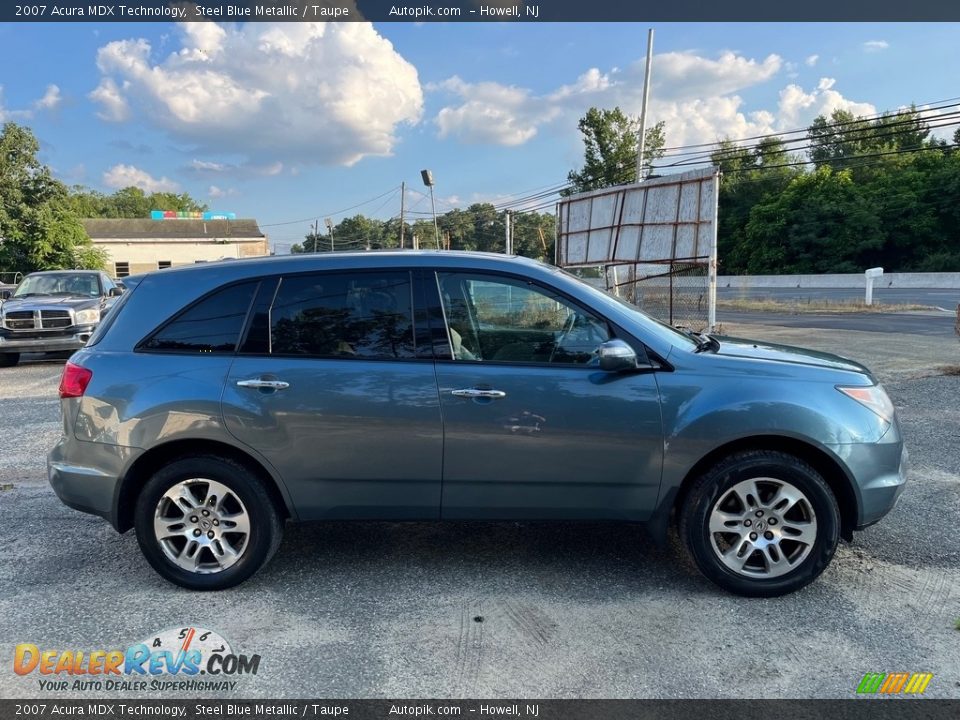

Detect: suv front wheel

[680,450,840,597]
[134,455,283,590]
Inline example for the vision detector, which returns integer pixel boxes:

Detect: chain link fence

[605,261,711,331]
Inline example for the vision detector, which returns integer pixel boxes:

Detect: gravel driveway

[0,334,957,700]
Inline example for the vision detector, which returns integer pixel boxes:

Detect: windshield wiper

[676,326,719,353]
[692,332,720,353]
[14,292,50,298]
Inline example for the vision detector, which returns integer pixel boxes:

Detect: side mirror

[598,339,642,372]
[108,287,123,297]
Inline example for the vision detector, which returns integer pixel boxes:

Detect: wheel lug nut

[764,531,774,540]
[744,519,752,527]
[190,515,198,523]
[769,518,777,525]
[755,510,764,517]
[207,531,215,539]
[202,510,210,517]
[749,532,758,541]
[213,519,220,526]
[193,529,201,537]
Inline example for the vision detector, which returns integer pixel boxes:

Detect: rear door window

[268,271,416,359]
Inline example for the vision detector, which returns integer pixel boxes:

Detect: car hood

[712,336,871,375]
[2,296,101,312]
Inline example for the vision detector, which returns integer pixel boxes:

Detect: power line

[259,186,401,228]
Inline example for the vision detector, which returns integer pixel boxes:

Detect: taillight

[59,362,93,399]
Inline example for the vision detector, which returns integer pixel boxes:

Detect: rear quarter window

[140,281,258,354]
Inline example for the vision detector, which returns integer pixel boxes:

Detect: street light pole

[421,169,441,249]
[324,217,334,252]
[636,27,655,181]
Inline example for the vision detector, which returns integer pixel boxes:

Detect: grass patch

[938,366,960,377]
[717,298,938,314]
[954,618,960,631]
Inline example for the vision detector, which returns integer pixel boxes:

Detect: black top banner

[3,0,960,22]
[2,700,960,720]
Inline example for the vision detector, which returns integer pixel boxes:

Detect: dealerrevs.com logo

[13,626,260,692]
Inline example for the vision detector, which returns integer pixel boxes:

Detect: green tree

[0,122,105,272]
[565,107,665,193]
[743,167,883,274]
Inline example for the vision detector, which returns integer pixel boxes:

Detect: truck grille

[41,310,72,329]
[2,310,74,331]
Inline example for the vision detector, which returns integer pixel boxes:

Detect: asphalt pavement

[0,340,958,700]
[719,310,956,337]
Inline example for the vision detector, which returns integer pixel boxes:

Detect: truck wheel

[134,455,283,591]
[679,450,840,597]
[0,353,20,368]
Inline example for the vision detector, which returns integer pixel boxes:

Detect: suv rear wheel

[134,455,283,590]
[680,450,840,597]
[0,353,20,367]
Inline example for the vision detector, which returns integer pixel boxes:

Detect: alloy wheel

[708,477,818,578]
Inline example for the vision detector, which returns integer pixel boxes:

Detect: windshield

[558,269,701,348]
[13,274,101,298]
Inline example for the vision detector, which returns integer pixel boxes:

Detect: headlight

[836,384,895,423]
[74,309,100,325]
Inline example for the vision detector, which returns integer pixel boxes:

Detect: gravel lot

[0,331,958,700]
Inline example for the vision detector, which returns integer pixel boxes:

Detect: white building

[82,218,270,277]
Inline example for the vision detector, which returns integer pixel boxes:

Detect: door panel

[223,358,442,520]
[221,270,443,520]
[436,364,662,520]
[432,272,664,520]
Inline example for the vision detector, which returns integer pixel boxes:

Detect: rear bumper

[0,329,94,353]
[47,435,137,531]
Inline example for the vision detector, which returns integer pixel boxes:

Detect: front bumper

[0,329,94,353]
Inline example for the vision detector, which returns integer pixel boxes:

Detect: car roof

[25,270,101,275]
[158,250,546,275]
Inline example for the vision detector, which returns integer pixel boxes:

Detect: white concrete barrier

[718,272,960,289]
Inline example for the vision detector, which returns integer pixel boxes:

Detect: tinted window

[142,281,258,353]
[438,272,611,365]
[270,271,415,359]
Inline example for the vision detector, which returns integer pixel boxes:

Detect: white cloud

[435,76,559,145]
[805,54,819,67]
[34,85,62,111]
[431,49,877,155]
[863,40,890,52]
[103,164,180,193]
[207,185,238,198]
[0,84,63,121]
[89,78,130,121]
[777,77,876,130]
[432,50,783,148]
[90,22,423,167]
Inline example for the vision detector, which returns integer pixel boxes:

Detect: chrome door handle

[236,379,290,390]
[451,388,506,399]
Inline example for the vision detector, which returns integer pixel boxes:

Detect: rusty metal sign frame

[556,167,720,330]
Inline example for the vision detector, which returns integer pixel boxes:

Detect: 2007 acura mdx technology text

[47,252,907,596]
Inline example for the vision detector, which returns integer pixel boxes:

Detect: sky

[1,20,958,251]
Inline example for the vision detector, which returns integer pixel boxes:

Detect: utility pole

[636,27,655,182]
[399,181,405,249]
[324,217,334,252]
[312,219,319,253]
[504,211,512,254]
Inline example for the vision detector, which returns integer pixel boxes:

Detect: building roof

[82,218,265,240]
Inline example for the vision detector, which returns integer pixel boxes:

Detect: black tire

[0,353,20,367]
[679,450,840,597]
[134,455,283,591]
